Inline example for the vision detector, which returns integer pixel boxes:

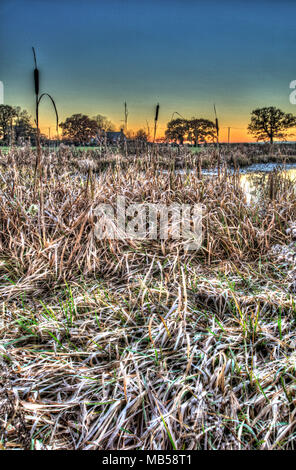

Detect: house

[96,129,126,145]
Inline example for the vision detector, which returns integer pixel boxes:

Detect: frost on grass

[0,145,296,450]
[271,221,296,292]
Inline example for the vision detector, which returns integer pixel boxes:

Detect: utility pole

[48,127,51,139]
[228,127,230,144]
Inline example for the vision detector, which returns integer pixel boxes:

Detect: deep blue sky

[1,0,296,140]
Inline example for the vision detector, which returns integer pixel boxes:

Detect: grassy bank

[0,146,296,450]
[3,142,296,168]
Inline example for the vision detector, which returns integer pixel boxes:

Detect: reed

[32,47,59,185]
[213,104,221,176]
[0,145,296,450]
[153,102,160,143]
[32,47,40,178]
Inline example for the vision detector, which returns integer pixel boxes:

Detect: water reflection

[174,163,296,203]
[240,166,296,203]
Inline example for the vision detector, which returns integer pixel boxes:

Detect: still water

[201,162,296,204]
[239,164,296,203]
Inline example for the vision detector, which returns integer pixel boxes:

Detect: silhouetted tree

[248,107,296,144]
[135,129,148,142]
[165,118,189,145]
[187,118,216,145]
[165,117,216,145]
[92,114,115,133]
[14,108,35,142]
[0,105,35,144]
[59,114,99,143]
[0,105,18,144]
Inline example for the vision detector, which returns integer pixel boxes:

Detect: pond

[239,164,296,203]
[202,162,296,204]
[164,162,296,202]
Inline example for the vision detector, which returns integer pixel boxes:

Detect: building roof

[106,131,125,139]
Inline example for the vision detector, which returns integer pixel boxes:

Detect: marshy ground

[0,144,296,450]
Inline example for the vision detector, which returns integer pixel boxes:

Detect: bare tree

[248,107,296,144]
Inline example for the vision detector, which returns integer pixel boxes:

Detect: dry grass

[0,145,296,450]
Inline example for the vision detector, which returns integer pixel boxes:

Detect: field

[0,144,296,450]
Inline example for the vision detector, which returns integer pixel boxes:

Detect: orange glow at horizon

[39,116,257,143]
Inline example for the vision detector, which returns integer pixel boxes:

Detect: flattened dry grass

[0,146,296,450]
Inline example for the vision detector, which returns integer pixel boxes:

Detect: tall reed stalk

[32,47,59,185]
[214,104,220,176]
[153,103,160,143]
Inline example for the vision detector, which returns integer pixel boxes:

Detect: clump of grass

[0,145,296,450]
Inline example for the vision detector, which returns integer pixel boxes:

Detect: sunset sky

[1,0,296,141]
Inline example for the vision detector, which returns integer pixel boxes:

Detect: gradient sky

[1,0,296,141]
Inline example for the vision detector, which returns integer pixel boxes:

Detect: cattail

[39,93,59,135]
[32,47,39,97]
[214,104,219,140]
[153,103,160,143]
[213,104,220,176]
[155,103,159,122]
[32,46,41,186]
[32,47,59,188]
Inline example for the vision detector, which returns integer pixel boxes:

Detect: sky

[1,0,296,141]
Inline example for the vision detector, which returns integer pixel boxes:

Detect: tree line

[0,105,149,145]
[165,107,296,145]
[1,104,296,145]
